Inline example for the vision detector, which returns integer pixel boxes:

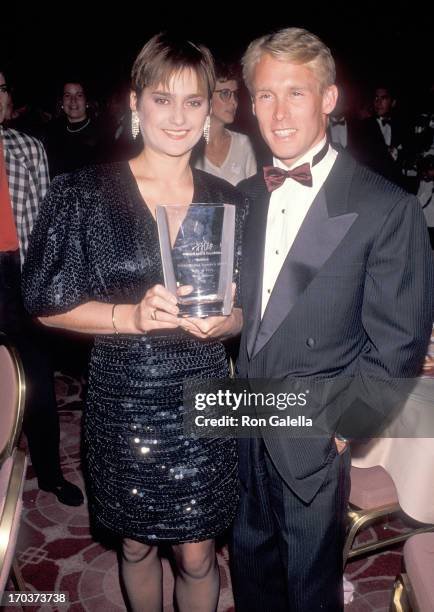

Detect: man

[230,29,433,611]
[352,84,406,185]
[327,85,360,153]
[416,154,434,247]
[0,66,83,506]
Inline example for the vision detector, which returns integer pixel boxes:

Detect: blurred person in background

[194,61,256,185]
[44,78,103,177]
[416,154,434,248]
[0,64,83,506]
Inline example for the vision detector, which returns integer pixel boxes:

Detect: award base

[178,297,224,318]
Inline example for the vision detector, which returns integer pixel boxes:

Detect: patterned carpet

[5,372,410,611]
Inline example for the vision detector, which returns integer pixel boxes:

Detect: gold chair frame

[344,501,434,567]
[390,572,421,612]
[0,450,27,590]
[0,338,26,462]
[0,337,27,591]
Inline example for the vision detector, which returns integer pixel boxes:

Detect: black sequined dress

[22,163,247,543]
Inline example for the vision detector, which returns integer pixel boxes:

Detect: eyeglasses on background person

[215,88,239,102]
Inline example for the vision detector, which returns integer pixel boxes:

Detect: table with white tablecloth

[351,350,434,524]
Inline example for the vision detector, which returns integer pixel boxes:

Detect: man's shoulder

[4,128,47,171]
[331,151,412,213]
[349,156,412,208]
[359,116,379,129]
[4,127,44,153]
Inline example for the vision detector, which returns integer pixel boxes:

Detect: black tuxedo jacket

[237,152,433,503]
[349,117,405,185]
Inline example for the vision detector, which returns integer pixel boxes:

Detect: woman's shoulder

[228,130,254,149]
[229,130,249,143]
[51,161,126,192]
[44,163,128,224]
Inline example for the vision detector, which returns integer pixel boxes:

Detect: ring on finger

[150,309,157,321]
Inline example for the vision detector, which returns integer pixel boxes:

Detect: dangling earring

[203,115,211,144]
[131,110,140,139]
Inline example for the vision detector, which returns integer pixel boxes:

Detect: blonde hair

[242,27,336,93]
[131,32,216,99]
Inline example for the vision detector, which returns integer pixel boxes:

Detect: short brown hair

[214,60,241,85]
[242,27,336,94]
[131,32,216,99]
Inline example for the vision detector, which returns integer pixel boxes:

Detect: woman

[194,62,257,185]
[22,33,246,612]
[44,79,102,177]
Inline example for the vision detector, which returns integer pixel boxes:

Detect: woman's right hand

[131,284,200,334]
[37,287,207,336]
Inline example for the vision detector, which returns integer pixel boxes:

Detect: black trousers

[0,251,62,486]
[229,438,350,612]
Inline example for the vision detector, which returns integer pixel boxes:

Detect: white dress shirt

[329,119,348,149]
[377,117,392,146]
[417,179,434,227]
[261,137,338,317]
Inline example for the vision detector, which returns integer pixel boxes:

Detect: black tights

[120,538,219,612]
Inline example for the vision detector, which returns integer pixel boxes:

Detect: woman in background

[44,78,103,177]
[195,61,256,185]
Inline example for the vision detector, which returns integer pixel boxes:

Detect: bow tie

[379,117,391,126]
[331,117,346,126]
[263,163,312,191]
[263,140,329,192]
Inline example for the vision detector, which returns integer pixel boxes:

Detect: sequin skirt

[84,333,238,544]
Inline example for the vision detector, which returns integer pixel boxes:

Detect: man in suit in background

[327,84,360,153]
[352,84,407,185]
[230,28,432,612]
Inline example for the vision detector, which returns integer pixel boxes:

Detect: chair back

[0,335,27,593]
[0,337,26,465]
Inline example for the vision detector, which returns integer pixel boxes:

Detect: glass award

[156,203,235,317]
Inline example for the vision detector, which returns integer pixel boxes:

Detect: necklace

[66,118,90,133]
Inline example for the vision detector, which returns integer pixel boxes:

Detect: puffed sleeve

[22,173,91,316]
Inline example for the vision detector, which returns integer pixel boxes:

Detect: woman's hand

[37,284,242,337]
[186,307,243,340]
[131,284,200,334]
[422,354,434,374]
[183,284,243,340]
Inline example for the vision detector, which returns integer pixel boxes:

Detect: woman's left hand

[187,307,243,340]
[184,284,243,340]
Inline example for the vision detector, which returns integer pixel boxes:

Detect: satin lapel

[252,153,358,358]
[243,180,270,359]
